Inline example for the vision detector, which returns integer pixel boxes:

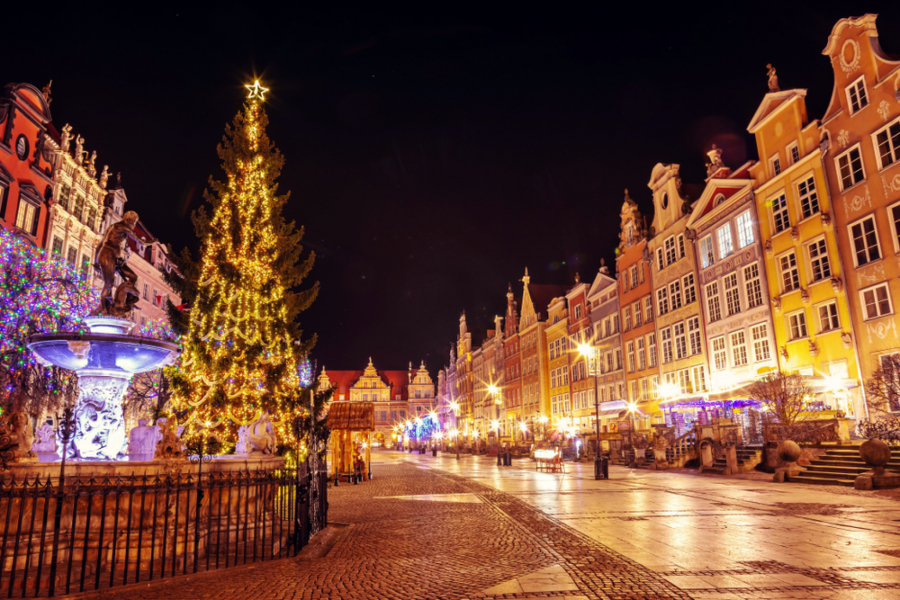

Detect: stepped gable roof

[528,284,569,320]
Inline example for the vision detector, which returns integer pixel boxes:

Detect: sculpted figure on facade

[74,135,85,164]
[60,124,74,154]
[0,412,37,464]
[87,151,97,178]
[766,64,780,92]
[248,413,276,455]
[706,145,724,177]
[99,165,110,189]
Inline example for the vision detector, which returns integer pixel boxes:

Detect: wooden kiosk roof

[328,402,375,431]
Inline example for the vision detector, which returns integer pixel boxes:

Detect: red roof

[528,284,569,320]
[324,369,410,401]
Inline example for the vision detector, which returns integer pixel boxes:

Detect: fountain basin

[27,331,180,374]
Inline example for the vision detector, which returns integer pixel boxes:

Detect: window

[674,322,687,360]
[683,273,696,305]
[669,280,682,311]
[846,76,869,114]
[688,316,702,355]
[700,236,714,268]
[637,337,646,371]
[779,252,800,293]
[788,142,800,165]
[751,324,770,362]
[665,236,676,266]
[717,225,733,258]
[724,273,741,316]
[143,283,149,301]
[706,282,721,322]
[736,212,754,248]
[692,365,707,392]
[712,337,727,371]
[614,348,622,370]
[627,341,635,373]
[836,146,865,190]
[657,287,669,316]
[638,262,645,284]
[73,195,85,221]
[861,283,892,320]
[678,369,691,394]
[624,306,632,331]
[771,193,790,233]
[633,301,642,327]
[562,366,569,385]
[677,234,686,259]
[798,176,820,219]
[744,263,763,308]
[875,118,900,170]
[650,376,659,400]
[551,369,557,388]
[644,296,653,323]
[849,215,881,266]
[788,311,808,340]
[818,301,840,332]
[66,246,77,266]
[770,155,782,177]
[892,203,900,252]
[51,236,63,254]
[731,331,748,366]
[15,200,38,235]
[574,304,582,319]
[807,238,831,282]
[630,265,638,289]
[648,333,657,368]
[656,248,664,272]
[630,381,639,403]
[612,315,619,334]
[661,328,673,364]
[15,135,29,160]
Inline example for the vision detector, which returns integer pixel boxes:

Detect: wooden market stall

[328,402,375,483]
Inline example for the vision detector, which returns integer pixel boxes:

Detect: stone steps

[787,447,867,487]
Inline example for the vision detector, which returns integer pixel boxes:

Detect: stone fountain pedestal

[28,316,180,461]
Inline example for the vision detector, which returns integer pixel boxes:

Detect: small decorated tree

[0,229,95,417]
[747,370,813,441]
[859,354,900,444]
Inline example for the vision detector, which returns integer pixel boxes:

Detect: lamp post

[538,414,549,442]
[449,401,460,459]
[578,342,604,480]
[450,428,460,460]
[491,419,502,465]
[488,384,504,465]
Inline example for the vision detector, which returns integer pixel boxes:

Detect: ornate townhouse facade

[587,265,627,432]
[502,285,523,437]
[648,163,705,422]
[0,83,54,246]
[545,295,571,425]
[565,275,595,434]
[820,15,900,418]
[748,84,863,419]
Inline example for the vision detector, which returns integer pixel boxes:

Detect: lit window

[627,341,635,373]
[52,236,63,254]
[15,200,38,235]
[751,324,770,361]
[644,296,653,323]
[788,311,808,340]
[797,176,820,219]
[875,118,900,170]
[849,216,881,266]
[861,284,892,320]
[706,281,721,322]
[633,301,642,327]
[836,146,865,190]
[846,76,869,114]
[731,331,748,366]
[692,365,707,392]
[779,252,800,293]
[637,337,646,371]
[624,306,632,331]
[724,273,740,316]
[736,211,754,248]
[700,236,714,268]
[744,263,763,308]
[771,193,790,233]
[818,301,840,332]
[630,265,638,289]
[678,369,691,394]
[648,333,657,368]
[717,225,733,258]
[712,337,726,371]
[807,238,831,282]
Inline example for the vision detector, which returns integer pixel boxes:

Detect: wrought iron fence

[0,463,325,598]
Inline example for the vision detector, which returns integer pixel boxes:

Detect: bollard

[432,448,437,457]
[602,455,609,479]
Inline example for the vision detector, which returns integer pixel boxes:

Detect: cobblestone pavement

[85,451,900,600]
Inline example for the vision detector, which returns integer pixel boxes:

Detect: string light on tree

[172,79,319,449]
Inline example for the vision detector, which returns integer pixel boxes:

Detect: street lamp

[490,419,502,466]
[450,428,460,460]
[578,342,604,480]
[518,420,529,450]
[538,414,549,441]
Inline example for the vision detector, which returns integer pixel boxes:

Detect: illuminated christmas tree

[173,81,318,447]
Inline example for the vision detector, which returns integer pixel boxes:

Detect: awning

[597,408,626,419]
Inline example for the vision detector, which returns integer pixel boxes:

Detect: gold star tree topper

[245,80,269,101]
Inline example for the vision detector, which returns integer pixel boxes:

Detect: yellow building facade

[748,88,862,418]
[545,296,571,428]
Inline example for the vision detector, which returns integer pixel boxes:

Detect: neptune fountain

[27,211,181,460]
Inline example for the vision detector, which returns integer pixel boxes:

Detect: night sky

[4,3,898,374]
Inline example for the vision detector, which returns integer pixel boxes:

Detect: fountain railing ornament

[27,211,181,462]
